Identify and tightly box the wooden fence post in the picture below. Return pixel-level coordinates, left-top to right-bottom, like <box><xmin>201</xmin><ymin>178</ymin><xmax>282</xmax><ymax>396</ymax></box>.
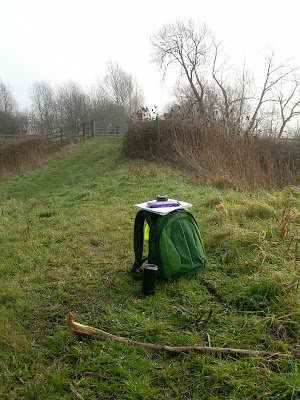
<box><xmin>60</xmin><ymin>129</ymin><xmax>63</xmax><ymax>147</ymax></box>
<box><xmin>156</xmin><ymin>116</ymin><xmax>161</xmax><ymax>156</ymax></box>
<box><xmin>92</xmin><ymin>120</ymin><xmax>96</xmax><ymax>137</ymax></box>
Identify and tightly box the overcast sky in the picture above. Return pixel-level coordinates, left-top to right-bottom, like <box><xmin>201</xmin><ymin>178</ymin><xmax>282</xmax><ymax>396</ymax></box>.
<box><xmin>1</xmin><ymin>0</ymin><xmax>300</xmax><ymax>113</ymax></box>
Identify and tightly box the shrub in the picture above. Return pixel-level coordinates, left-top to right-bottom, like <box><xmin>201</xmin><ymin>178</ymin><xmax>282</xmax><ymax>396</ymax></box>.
<box><xmin>122</xmin><ymin>117</ymin><xmax>300</xmax><ymax>190</ymax></box>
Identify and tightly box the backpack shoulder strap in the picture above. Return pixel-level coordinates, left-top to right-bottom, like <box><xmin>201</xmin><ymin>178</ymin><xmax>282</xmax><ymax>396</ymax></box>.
<box><xmin>132</xmin><ymin>210</ymin><xmax>147</xmax><ymax>274</ymax></box>
<box><xmin>132</xmin><ymin>210</ymin><xmax>159</xmax><ymax>279</ymax></box>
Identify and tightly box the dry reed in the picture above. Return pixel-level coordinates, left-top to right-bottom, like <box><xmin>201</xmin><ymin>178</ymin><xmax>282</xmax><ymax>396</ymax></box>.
<box><xmin>122</xmin><ymin>116</ymin><xmax>300</xmax><ymax>190</ymax></box>
<box><xmin>0</xmin><ymin>136</ymin><xmax>69</xmax><ymax>181</ymax></box>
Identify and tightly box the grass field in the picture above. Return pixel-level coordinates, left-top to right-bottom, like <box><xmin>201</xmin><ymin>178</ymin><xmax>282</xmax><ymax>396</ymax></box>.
<box><xmin>0</xmin><ymin>137</ymin><xmax>299</xmax><ymax>399</ymax></box>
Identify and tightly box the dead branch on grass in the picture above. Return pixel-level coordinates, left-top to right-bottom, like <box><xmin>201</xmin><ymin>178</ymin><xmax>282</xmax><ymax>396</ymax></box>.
<box><xmin>66</xmin><ymin>312</ymin><xmax>298</xmax><ymax>360</ymax></box>
<box><xmin>69</xmin><ymin>382</ymin><xmax>85</xmax><ymax>400</ymax></box>
<box><xmin>83</xmin><ymin>371</ymin><xmax>113</xmax><ymax>380</ymax></box>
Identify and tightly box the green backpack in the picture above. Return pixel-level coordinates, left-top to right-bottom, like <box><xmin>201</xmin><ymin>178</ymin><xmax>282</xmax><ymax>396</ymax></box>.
<box><xmin>132</xmin><ymin>209</ymin><xmax>206</xmax><ymax>281</ymax></box>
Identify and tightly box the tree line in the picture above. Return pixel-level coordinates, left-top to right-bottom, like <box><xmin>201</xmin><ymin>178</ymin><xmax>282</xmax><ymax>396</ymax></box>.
<box><xmin>1</xmin><ymin>19</ymin><xmax>300</xmax><ymax>138</ymax></box>
<box><xmin>151</xmin><ymin>19</ymin><xmax>300</xmax><ymax>138</ymax></box>
<box><xmin>0</xmin><ymin>61</ymin><xmax>144</xmax><ymax>135</ymax></box>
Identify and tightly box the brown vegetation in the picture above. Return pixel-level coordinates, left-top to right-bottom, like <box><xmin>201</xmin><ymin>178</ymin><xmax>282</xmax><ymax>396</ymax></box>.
<box><xmin>0</xmin><ymin>136</ymin><xmax>47</xmax><ymax>181</ymax></box>
<box><xmin>0</xmin><ymin>135</ymin><xmax>83</xmax><ymax>182</ymax></box>
<box><xmin>122</xmin><ymin>117</ymin><xmax>300</xmax><ymax>190</ymax></box>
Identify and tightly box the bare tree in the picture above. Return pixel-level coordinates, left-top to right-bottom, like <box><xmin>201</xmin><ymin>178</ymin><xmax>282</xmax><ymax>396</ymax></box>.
<box><xmin>30</xmin><ymin>81</ymin><xmax>56</xmax><ymax>135</ymax></box>
<box><xmin>212</xmin><ymin>47</ymin><xmax>300</xmax><ymax>135</ymax></box>
<box><xmin>0</xmin><ymin>80</ymin><xmax>18</xmax><ymax>133</ymax></box>
<box><xmin>246</xmin><ymin>50</ymin><xmax>299</xmax><ymax>134</ymax></box>
<box><xmin>211</xmin><ymin>42</ymin><xmax>232</xmax><ymax>124</ymax></box>
<box><xmin>275</xmin><ymin>77</ymin><xmax>300</xmax><ymax>137</ymax></box>
<box><xmin>55</xmin><ymin>81</ymin><xmax>90</xmax><ymax>129</ymax></box>
<box><xmin>29</xmin><ymin>80</ymin><xmax>92</xmax><ymax>134</ymax></box>
<box><xmin>211</xmin><ymin>43</ymin><xmax>253</xmax><ymax>130</ymax></box>
<box><xmin>152</xmin><ymin>20</ymin><xmax>252</xmax><ymax>130</ymax></box>
<box><xmin>130</xmin><ymin>77</ymin><xmax>145</xmax><ymax>117</ymax></box>
<box><xmin>173</xmin><ymin>82</ymin><xmax>200</xmax><ymax>114</ymax></box>
<box><xmin>13</xmin><ymin>111</ymin><xmax>30</xmax><ymax>134</ymax></box>
<box><xmin>101</xmin><ymin>61</ymin><xmax>144</xmax><ymax>117</ymax></box>
<box><xmin>0</xmin><ymin>81</ymin><xmax>16</xmax><ymax>114</ymax></box>
<box><xmin>152</xmin><ymin>20</ymin><xmax>300</xmax><ymax>137</ymax></box>
<box><xmin>151</xmin><ymin>19</ymin><xmax>213</xmax><ymax>117</ymax></box>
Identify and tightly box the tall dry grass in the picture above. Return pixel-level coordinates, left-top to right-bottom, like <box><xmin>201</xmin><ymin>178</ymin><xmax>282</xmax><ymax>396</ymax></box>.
<box><xmin>0</xmin><ymin>134</ymin><xmax>83</xmax><ymax>182</ymax></box>
<box><xmin>122</xmin><ymin>117</ymin><xmax>300</xmax><ymax>190</ymax></box>
<box><xmin>0</xmin><ymin>136</ymin><xmax>50</xmax><ymax>181</ymax></box>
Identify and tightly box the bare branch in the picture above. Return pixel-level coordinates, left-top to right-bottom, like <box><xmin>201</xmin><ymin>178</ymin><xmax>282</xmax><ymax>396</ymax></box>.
<box><xmin>66</xmin><ymin>313</ymin><xmax>298</xmax><ymax>360</ymax></box>
<box><xmin>151</xmin><ymin>19</ymin><xmax>213</xmax><ymax>117</ymax></box>
<box><xmin>247</xmin><ymin>51</ymin><xmax>299</xmax><ymax>133</ymax></box>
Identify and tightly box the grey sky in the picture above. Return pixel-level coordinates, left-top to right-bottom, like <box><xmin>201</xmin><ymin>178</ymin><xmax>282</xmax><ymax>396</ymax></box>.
<box><xmin>1</xmin><ymin>0</ymin><xmax>300</xmax><ymax>113</ymax></box>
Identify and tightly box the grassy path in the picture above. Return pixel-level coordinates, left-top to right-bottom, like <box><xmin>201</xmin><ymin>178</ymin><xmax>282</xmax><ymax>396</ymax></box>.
<box><xmin>0</xmin><ymin>138</ymin><xmax>299</xmax><ymax>399</ymax></box>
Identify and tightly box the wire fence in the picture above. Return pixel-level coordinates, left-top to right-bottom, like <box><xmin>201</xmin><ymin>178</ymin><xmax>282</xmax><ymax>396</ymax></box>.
<box><xmin>93</xmin><ymin>119</ymin><xmax>128</xmax><ymax>136</ymax></box>
<box><xmin>0</xmin><ymin>119</ymin><xmax>128</xmax><ymax>141</ymax></box>
<box><xmin>0</xmin><ymin>119</ymin><xmax>128</xmax><ymax>154</ymax></box>
<box><xmin>46</xmin><ymin>121</ymin><xmax>95</xmax><ymax>151</ymax></box>
<box><xmin>0</xmin><ymin>120</ymin><xmax>128</xmax><ymax>180</ymax></box>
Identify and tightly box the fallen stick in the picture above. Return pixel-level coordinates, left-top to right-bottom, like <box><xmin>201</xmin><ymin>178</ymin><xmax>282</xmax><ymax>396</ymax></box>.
<box><xmin>66</xmin><ymin>313</ymin><xmax>298</xmax><ymax>360</ymax></box>
<box><xmin>69</xmin><ymin>382</ymin><xmax>84</xmax><ymax>400</ymax></box>
<box><xmin>83</xmin><ymin>372</ymin><xmax>113</xmax><ymax>380</ymax></box>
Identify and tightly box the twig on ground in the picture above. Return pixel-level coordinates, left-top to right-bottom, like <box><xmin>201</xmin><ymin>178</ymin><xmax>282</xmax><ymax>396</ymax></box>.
<box><xmin>286</xmin><ymin>275</ymin><xmax>300</xmax><ymax>293</ymax></box>
<box><xmin>172</xmin><ymin>305</ymin><xmax>195</xmax><ymax>315</ymax></box>
<box><xmin>191</xmin><ymin>306</ymin><xmax>212</xmax><ymax>326</ymax></box>
<box><xmin>66</xmin><ymin>312</ymin><xmax>298</xmax><ymax>359</ymax></box>
<box><xmin>83</xmin><ymin>371</ymin><xmax>113</xmax><ymax>380</ymax></box>
<box><xmin>69</xmin><ymin>382</ymin><xmax>85</xmax><ymax>400</ymax></box>
<box><xmin>190</xmin><ymin>313</ymin><xmax>204</xmax><ymax>325</ymax></box>
<box><xmin>206</xmin><ymin>333</ymin><xmax>212</xmax><ymax>348</ymax></box>
<box><xmin>204</xmin><ymin>306</ymin><xmax>213</xmax><ymax>325</ymax></box>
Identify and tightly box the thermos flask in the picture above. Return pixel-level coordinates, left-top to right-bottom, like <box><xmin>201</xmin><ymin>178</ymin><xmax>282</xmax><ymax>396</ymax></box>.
<box><xmin>142</xmin><ymin>264</ymin><xmax>158</xmax><ymax>295</ymax></box>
